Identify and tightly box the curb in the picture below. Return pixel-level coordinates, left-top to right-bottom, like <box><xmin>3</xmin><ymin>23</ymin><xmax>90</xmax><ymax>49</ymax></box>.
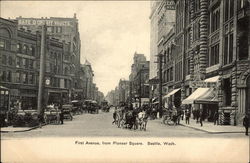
<box><xmin>180</xmin><ymin>124</ymin><xmax>245</xmax><ymax>134</ymax></box>
<box><xmin>0</xmin><ymin>124</ymin><xmax>46</xmax><ymax>133</ymax></box>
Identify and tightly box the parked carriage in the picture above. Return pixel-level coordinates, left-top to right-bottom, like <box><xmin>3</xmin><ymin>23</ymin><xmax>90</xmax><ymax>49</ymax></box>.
<box><xmin>44</xmin><ymin>105</ymin><xmax>60</xmax><ymax>124</ymax></box>
<box><xmin>61</xmin><ymin>104</ymin><xmax>73</xmax><ymax>120</ymax></box>
<box><xmin>71</xmin><ymin>100</ymin><xmax>83</xmax><ymax>115</ymax></box>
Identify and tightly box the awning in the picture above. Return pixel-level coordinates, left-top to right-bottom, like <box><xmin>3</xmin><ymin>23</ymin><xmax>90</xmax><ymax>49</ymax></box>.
<box><xmin>195</xmin><ymin>88</ymin><xmax>218</xmax><ymax>104</ymax></box>
<box><xmin>164</xmin><ymin>88</ymin><xmax>180</xmax><ymax>98</ymax></box>
<box><xmin>182</xmin><ymin>88</ymin><xmax>210</xmax><ymax>104</ymax></box>
<box><xmin>204</xmin><ymin>76</ymin><xmax>220</xmax><ymax>82</ymax></box>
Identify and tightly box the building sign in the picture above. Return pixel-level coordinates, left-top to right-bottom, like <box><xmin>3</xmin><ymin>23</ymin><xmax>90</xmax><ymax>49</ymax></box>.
<box><xmin>18</xmin><ymin>19</ymin><xmax>72</xmax><ymax>27</ymax></box>
<box><xmin>165</xmin><ymin>0</ymin><xmax>175</xmax><ymax>10</ymax></box>
<box><xmin>190</xmin><ymin>81</ymin><xmax>217</xmax><ymax>88</ymax></box>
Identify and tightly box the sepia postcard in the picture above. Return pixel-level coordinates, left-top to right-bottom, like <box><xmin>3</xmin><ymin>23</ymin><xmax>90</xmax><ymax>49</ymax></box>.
<box><xmin>0</xmin><ymin>0</ymin><xmax>249</xmax><ymax>163</ymax></box>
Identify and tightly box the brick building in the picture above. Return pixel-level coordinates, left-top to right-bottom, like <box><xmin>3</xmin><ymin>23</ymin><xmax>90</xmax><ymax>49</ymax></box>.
<box><xmin>0</xmin><ymin>17</ymin><xmax>73</xmax><ymax>109</ymax></box>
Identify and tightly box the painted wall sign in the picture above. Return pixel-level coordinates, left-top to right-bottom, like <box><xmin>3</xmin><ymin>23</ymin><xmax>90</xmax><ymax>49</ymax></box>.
<box><xmin>18</xmin><ymin>19</ymin><xmax>72</xmax><ymax>27</ymax></box>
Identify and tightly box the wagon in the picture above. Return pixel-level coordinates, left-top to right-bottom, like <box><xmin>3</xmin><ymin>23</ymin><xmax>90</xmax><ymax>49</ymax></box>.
<box><xmin>61</xmin><ymin>104</ymin><xmax>73</xmax><ymax>120</ymax></box>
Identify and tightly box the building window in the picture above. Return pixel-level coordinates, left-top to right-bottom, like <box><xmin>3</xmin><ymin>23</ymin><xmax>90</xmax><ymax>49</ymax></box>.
<box><xmin>29</xmin><ymin>60</ymin><xmax>34</xmax><ymax>69</ymax></box>
<box><xmin>224</xmin><ymin>33</ymin><xmax>233</xmax><ymax>65</ymax></box>
<box><xmin>210</xmin><ymin>43</ymin><xmax>219</xmax><ymax>66</ymax></box>
<box><xmin>225</xmin><ymin>0</ymin><xmax>234</xmax><ymax>21</ymax></box>
<box><xmin>28</xmin><ymin>74</ymin><xmax>34</xmax><ymax>84</ymax></box>
<box><xmin>7</xmin><ymin>71</ymin><xmax>11</xmax><ymax>82</ymax></box>
<box><xmin>2</xmin><ymin>55</ymin><xmax>7</xmax><ymax>65</ymax></box>
<box><xmin>16</xmin><ymin>72</ymin><xmax>21</xmax><ymax>83</ymax></box>
<box><xmin>16</xmin><ymin>57</ymin><xmax>21</xmax><ymax>68</ymax></box>
<box><xmin>194</xmin><ymin>0</ymin><xmax>200</xmax><ymax>13</ymax></box>
<box><xmin>8</xmin><ymin>56</ymin><xmax>13</xmax><ymax>66</ymax></box>
<box><xmin>22</xmin><ymin>58</ymin><xmax>28</xmax><ymax>68</ymax></box>
<box><xmin>21</xmin><ymin>72</ymin><xmax>28</xmax><ymax>84</ymax></box>
<box><xmin>211</xmin><ymin>8</ymin><xmax>220</xmax><ymax>33</ymax></box>
<box><xmin>1</xmin><ymin>71</ymin><xmax>6</xmax><ymax>81</ymax></box>
<box><xmin>31</xmin><ymin>46</ymin><xmax>35</xmax><ymax>56</ymax></box>
<box><xmin>223</xmin><ymin>78</ymin><xmax>232</xmax><ymax>106</ymax></box>
<box><xmin>17</xmin><ymin>43</ymin><xmax>22</xmax><ymax>53</ymax></box>
<box><xmin>47</xmin><ymin>27</ymin><xmax>53</xmax><ymax>33</ymax></box>
<box><xmin>23</xmin><ymin>45</ymin><xmax>29</xmax><ymax>54</ymax></box>
<box><xmin>0</xmin><ymin>39</ymin><xmax>5</xmax><ymax>48</ymax></box>
<box><xmin>56</xmin><ymin>27</ymin><xmax>62</xmax><ymax>33</ymax></box>
<box><xmin>186</xmin><ymin>57</ymin><xmax>190</xmax><ymax>75</ymax></box>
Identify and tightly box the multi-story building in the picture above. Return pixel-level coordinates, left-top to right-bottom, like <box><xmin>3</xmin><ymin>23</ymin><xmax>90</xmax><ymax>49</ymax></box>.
<box><xmin>129</xmin><ymin>52</ymin><xmax>150</xmax><ymax>106</ymax></box>
<box><xmin>79</xmin><ymin>60</ymin><xmax>94</xmax><ymax>100</ymax></box>
<box><xmin>0</xmin><ymin>17</ymin><xmax>73</xmax><ymax>109</ymax></box>
<box><xmin>14</xmin><ymin>14</ymin><xmax>82</xmax><ymax>99</ymax></box>
<box><xmin>160</xmin><ymin>0</ymin><xmax>250</xmax><ymax>125</ymax></box>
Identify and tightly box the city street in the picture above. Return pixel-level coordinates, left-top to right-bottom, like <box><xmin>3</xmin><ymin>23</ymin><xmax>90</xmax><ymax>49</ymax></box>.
<box><xmin>1</xmin><ymin>108</ymin><xmax>246</xmax><ymax>139</ymax></box>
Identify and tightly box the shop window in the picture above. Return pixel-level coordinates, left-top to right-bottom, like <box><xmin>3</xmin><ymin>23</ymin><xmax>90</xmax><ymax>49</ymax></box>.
<box><xmin>223</xmin><ymin>78</ymin><xmax>232</xmax><ymax>106</ymax></box>
<box><xmin>47</xmin><ymin>27</ymin><xmax>53</xmax><ymax>33</ymax></box>
<box><xmin>2</xmin><ymin>55</ymin><xmax>7</xmax><ymax>65</ymax></box>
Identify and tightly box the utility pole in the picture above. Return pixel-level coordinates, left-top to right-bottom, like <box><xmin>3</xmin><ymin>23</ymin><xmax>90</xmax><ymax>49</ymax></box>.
<box><xmin>156</xmin><ymin>53</ymin><xmax>163</xmax><ymax>118</ymax></box>
<box><xmin>139</xmin><ymin>69</ymin><xmax>142</xmax><ymax>108</ymax></box>
<box><xmin>37</xmin><ymin>25</ymin><xmax>46</xmax><ymax>115</ymax></box>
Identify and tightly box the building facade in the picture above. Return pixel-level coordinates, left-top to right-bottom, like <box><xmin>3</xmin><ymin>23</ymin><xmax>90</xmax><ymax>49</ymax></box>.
<box><xmin>14</xmin><ymin>14</ymin><xmax>82</xmax><ymax>100</ymax></box>
<box><xmin>0</xmin><ymin>18</ymin><xmax>73</xmax><ymax>109</ymax></box>
<box><xmin>156</xmin><ymin>0</ymin><xmax>250</xmax><ymax>125</ymax></box>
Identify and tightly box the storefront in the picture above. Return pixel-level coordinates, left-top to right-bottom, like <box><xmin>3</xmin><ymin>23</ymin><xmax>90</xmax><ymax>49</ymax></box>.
<box><xmin>182</xmin><ymin>76</ymin><xmax>219</xmax><ymax>122</ymax></box>
<box><xmin>163</xmin><ymin>88</ymin><xmax>181</xmax><ymax>108</ymax></box>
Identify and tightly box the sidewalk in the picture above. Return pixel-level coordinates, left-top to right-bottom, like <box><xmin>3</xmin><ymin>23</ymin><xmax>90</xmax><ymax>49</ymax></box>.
<box><xmin>180</xmin><ymin>118</ymin><xmax>245</xmax><ymax>134</ymax></box>
<box><xmin>0</xmin><ymin>125</ymin><xmax>43</xmax><ymax>133</ymax></box>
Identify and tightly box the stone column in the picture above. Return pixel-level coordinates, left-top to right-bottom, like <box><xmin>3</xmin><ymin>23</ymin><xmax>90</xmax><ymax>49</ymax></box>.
<box><xmin>199</xmin><ymin>0</ymin><xmax>209</xmax><ymax>80</ymax></box>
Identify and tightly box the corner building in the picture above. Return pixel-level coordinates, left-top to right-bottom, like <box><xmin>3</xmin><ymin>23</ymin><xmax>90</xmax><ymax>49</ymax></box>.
<box><xmin>15</xmin><ymin>14</ymin><xmax>82</xmax><ymax>100</ymax></box>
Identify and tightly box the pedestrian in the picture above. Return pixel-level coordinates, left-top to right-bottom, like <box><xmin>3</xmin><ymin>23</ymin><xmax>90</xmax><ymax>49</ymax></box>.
<box><xmin>38</xmin><ymin>113</ymin><xmax>43</xmax><ymax>128</ymax></box>
<box><xmin>214</xmin><ymin>111</ymin><xmax>219</xmax><ymax>125</ymax></box>
<box><xmin>200</xmin><ymin>110</ymin><xmax>203</xmax><ymax>127</ymax></box>
<box><xmin>185</xmin><ymin>110</ymin><xmax>190</xmax><ymax>125</ymax></box>
<box><xmin>196</xmin><ymin>109</ymin><xmax>200</xmax><ymax>124</ymax></box>
<box><xmin>60</xmin><ymin>111</ymin><xmax>64</xmax><ymax>124</ymax></box>
<box><xmin>112</xmin><ymin>108</ymin><xmax>117</xmax><ymax>124</ymax></box>
<box><xmin>243</xmin><ymin>115</ymin><xmax>249</xmax><ymax>136</ymax></box>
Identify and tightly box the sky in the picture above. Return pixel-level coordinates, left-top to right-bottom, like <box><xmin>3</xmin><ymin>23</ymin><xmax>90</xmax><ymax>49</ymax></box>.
<box><xmin>1</xmin><ymin>1</ymin><xmax>150</xmax><ymax>96</ymax></box>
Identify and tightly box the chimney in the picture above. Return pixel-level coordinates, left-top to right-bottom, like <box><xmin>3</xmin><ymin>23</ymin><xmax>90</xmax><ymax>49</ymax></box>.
<box><xmin>74</xmin><ymin>13</ymin><xmax>76</xmax><ymax>18</ymax></box>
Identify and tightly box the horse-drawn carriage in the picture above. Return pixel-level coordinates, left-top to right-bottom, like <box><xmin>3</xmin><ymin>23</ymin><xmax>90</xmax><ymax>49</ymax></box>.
<box><xmin>44</xmin><ymin>105</ymin><xmax>60</xmax><ymax>124</ymax></box>
<box><xmin>61</xmin><ymin>104</ymin><xmax>73</xmax><ymax>120</ymax></box>
<box><xmin>101</xmin><ymin>101</ymin><xmax>110</xmax><ymax>112</ymax></box>
<box><xmin>71</xmin><ymin>100</ymin><xmax>83</xmax><ymax>115</ymax></box>
<box><xmin>84</xmin><ymin>100</ymin><xmax>99</xmax><ymax>114</ymax></box>
<box><xmin>113</xmin><ymin>108</ymin><xmax>148</xmax><ymax>131</ymax></box>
